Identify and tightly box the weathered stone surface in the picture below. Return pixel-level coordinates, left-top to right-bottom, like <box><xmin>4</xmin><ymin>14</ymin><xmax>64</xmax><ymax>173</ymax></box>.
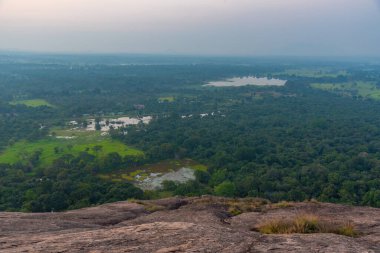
<box><xmin>0</xmin><ymin>197</ymin><xmax>379</xmax><ymax>252</ymax></box>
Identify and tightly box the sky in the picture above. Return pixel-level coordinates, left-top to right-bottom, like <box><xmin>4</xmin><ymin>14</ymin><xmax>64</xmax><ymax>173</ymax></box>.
<box><xmin>0</xmin><ymin>0</ymin><xmax>380</xmax><ymax>57</ymax></box>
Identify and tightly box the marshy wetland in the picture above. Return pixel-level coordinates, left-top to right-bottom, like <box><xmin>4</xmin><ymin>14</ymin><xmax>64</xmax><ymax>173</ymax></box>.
<box><xmin>98</xmin><ymin>159</ymin><xmax>207</xmax><ymax>190</ymax></box>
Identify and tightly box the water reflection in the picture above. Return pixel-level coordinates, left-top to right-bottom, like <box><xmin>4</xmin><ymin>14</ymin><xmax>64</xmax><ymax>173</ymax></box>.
<box><xmin>204</xmin><ymin>76</ymin><xmax>287</xmax><ymax>87</ymax></box>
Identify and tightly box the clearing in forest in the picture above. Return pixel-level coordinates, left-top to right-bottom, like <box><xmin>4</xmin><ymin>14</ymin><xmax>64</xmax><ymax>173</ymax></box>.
<box><xmin>0</xmin><ymin>130</ymin><xmax>143</xmax><ymax>167</ymax></box>
<box><xmin>98</xmin><ymin>159</ymin><xmax>207</xmax><ymax>190</ymax></box>
<box><xmin>9</xmin><ymin>99</ymin><xmax>55</xmax><ymax>108</ymax></box>
<box><xmin>311</xmin><ymin>82</ymin><xmax>380</xmax><ymax>100</ymax></box>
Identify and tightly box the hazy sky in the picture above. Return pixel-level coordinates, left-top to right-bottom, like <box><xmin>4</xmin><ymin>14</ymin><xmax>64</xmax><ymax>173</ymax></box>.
<box><xmin>1</xmin><ymin>0</ymin><xmax>380</xmax><ymax>56</ymax></box>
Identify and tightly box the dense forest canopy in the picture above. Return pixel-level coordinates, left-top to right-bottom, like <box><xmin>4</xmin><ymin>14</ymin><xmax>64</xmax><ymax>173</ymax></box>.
<box><xmin>0</xmin><ymin>54</ymin><xmax>379</xmax><ymax>211</ymax></box>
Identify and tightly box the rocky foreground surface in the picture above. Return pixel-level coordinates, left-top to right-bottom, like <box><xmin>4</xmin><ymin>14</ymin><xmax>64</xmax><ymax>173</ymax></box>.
<box><xmin>0</xmin><ymin>196</ymin><xmax>379</xmax><ymax>253</ymax></box>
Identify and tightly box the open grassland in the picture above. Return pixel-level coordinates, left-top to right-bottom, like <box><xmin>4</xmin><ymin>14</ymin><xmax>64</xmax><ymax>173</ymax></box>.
<box><xmin>311</xmin><ymin>82</ymin><xmax>380</xmax><ymax>100</ymax></box>
<box><xmin>0</xmin><ymin>130</ymin><xmax>143</xmax><ymax>166</ymax></box>
<box><xmin>158</xmin><ymin>96</ymin><xmax>175</xmax><ymax>102</ymax></box>
<box><xmin>9</xmin><ymin>99</ymin><xmax>55</xmax><ymax>108</ymax></box>
<box><xmin>276</xmin><ymin>68</ymin><xmax>348</xmax><ymax>78</ymax></box>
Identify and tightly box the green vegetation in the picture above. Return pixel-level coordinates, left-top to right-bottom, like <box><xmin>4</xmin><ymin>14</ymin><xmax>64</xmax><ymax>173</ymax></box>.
<box><xmin>254</xmin><ymin>214</ymin><xmax>358</xmax><ymax>237</ymax></box>
<box><xmin>10</xmin><ymin>99</ymin><xmax>54</xmax><ymax>108</ymax></box>
<box><xmin>214</xmin><ymin>181</ymin><xmax>236</xmax><ymax>197</ymax></box>
<box><xmin>0</xmin><ymin>131</ymin><xmax>143</xmax><ymax>167</ymax></box>
<box><xmin>122</xmin><ymin>82</ymin><xmax>380</xmax><ymax>207</ymax></box>
<box><xmin>158</xmin><ymin>96</ymin><xmax>175</xmax><ymax>102</ymax></box>
<box><xmin>311</xmin><ymin>82</ymin><xmax>380</xmax><ymax>100</ymax></box>
<box><xmin>192</xmin><ymin>164</ymin><xmax>207</xmax><ymax>171</ymax></box>
<box><xmin>277</xmin><ymin>68</ymin><xmax>348</xmax><ymax>78</ymax></box>
<box><xmin>1</xmin><ymin>54</ymin><xmax>380</xmax><ymax>212</ymax></box>
<box><xmin>0</xmin><ymin>151</ymin><xmax>144</xmax><ymax>212</ymax></box>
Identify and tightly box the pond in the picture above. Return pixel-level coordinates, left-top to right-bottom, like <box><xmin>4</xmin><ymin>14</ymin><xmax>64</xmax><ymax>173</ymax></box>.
<box><xmin>204</xmin><ymin>76</ymin><xmax>287</xmax><ymax>87</ymax></box>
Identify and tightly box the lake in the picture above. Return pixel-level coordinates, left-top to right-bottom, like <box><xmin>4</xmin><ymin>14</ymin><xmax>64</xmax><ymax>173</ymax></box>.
<box><xmin>204</xmin><ymin>76</ymin><xmax>287</xmax><ymax>87</ymax></box>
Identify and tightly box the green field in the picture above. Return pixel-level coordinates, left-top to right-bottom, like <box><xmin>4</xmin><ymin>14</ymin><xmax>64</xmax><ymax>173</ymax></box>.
<box><xmin>158</xmin><ymin>96</ymin><xmax>175</xmax><ymax>103</ymax></box>
<box><xmin>10</xmin><ymin>99</ymin><xmax>55</xmax><ymax>108</ymax></box>
<box><xmin>311</xmin><ymin>82</ymin><xmax>380</xmax><ymax>100</ymax></box>
<box><xmin>276</xmin><ymin>68</ymin><xmax>348</xmax><ymax>78</ymax></box>
<box><xmin>0</xmin><ymin>130</ymin><xmax>143</xmax><ymax>166</ymax></box>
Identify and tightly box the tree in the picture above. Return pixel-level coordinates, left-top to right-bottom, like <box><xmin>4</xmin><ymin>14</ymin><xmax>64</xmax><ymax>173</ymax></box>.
<box><xmin>102</xmin><ymin>152</ymin><xmax>122</xmax><ymax>171</ymax></box>
<box><xmin>95</xmin><ymin>122</ymin><xmax>101</xmax><ymax>131</ymax></box>
<box><xmin>195</xmin><ymin>170</ymin><xmax>210</xmax><ymax>184</ymax></box>
<box><xmin>214</xmin><ymin>181</ymin><xmax>236</xmax><ymax>197</ymax></box>
<box><xmin>95</xmin><ymin>118</ymin><xmax>102</xmax><ymax>131</ymax></box>
<box><xmin>92</xmin><ymin>145</ymin><xmax>103</xmax><ymax>156</ymax></box>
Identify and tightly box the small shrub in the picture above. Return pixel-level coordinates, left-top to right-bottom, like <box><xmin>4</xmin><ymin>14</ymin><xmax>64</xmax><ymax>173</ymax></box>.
<box><xmin>335</xmin><ymin>222</ymin><xmax>358</xmax><ymax>237</ymax></box>
<box><xmin>226</xmin><ymin>198</ymin><xmax>270</xmax><ymax>215</ymax></box>
<box><xmin>257</xmin><ymin>220</ymin><xmax>293</xmax><ymax>234</ymax></box>
<box><xmin>293</xmin><ymin>214</ymin><xmax>320</xmax><ymax>233</ymax></box>
<box><xmin>228</xmin><ymin>206</ymin><xmax>243</xmax><ymax>216</ymax></box>
<box><xmin>192</xmin><ymin>196</ymin><xmax>269</xmax><ymax>216</ymax></box>
<box><xmin>144</xmin><ymin>204</ymin><xmax>165</xmax><ymax>212</ymax></box>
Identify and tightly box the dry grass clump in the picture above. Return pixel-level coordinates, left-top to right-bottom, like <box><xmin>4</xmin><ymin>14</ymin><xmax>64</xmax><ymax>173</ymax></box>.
<box><xmin>226</xmin><ymin>198</ymin><xmax>270</xmax><ymax>216</ymax></box>
<box><xmin>192</xmin><ymin>195</ymin><xmax>270</xmax><ymax>216</ymax></box>
<box><xmin>128</xmin><ymin>199</ymin><xmax>166</xmax><ymax>212</ymax></box>
<box><xmin>191</xmin><ymin>196</ymin><xmax>270</xmax><ymax>215</ymax></box>
<box><xmin>303</xmin><ymin>198</ymin><xmax>321</xmax><ymax>205</ymax></box>
<box><xmin>268</xmin><ymin>201</ymin><xmax>295</xmax><ymax>210</ymax></box>
<box><xmin>253</xmin><ymin>214</ymin><xmax>358</xmax><ymax>237</ymax></box>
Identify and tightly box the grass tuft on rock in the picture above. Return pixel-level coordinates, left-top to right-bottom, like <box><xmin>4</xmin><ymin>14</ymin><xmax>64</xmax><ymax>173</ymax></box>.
<box><xmin>253</xmin><ymin>214</ymin><xmax>358</xmax><ymax>237</ymax></box>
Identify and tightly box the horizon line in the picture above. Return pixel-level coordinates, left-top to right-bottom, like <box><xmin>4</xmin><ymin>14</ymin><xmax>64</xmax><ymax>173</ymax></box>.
<box><xmin>1</xmin><ymin>49</ymin><xmax>380</xmax><ymax>60</ymax></box>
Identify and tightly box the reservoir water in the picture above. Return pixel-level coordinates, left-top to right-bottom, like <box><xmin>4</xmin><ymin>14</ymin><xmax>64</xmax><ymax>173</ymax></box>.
<box><xmin>204</xmin><ymin>76</ymin><xmax>287</xmax><ymax>87</ymax></box>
